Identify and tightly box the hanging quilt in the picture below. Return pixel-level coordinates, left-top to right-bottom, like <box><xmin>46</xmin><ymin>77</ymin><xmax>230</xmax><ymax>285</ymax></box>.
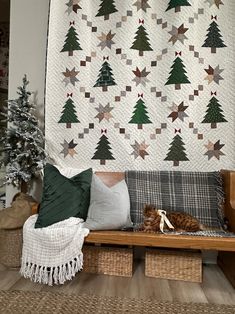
<box><xmin>45</xmin><ymin>0</ymin><xmax>235</xmax><ymax>171</ymax></box>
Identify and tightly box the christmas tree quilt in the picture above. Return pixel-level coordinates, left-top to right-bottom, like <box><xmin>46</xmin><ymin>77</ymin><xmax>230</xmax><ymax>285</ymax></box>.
<box><xmin>45</xmin><ymin>0</ymin><xmax>235</xmax><ymax>171</ymax></box>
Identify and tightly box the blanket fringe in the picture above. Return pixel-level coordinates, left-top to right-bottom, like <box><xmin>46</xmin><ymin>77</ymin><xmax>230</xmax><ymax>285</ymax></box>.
<box><xmin>213</xmin><ymin>171</ymin><xmax>225</xmax><ymax>228</ymax></box>
<box><xmin>20</xmin><ymin>253</ymin><xmax>84</xmax><ymax>286</ymax></box>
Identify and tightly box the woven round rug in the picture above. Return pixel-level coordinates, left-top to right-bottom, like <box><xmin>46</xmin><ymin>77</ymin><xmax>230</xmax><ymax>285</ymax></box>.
<box><xmin>0</xmin><ymin>290</ymin><xmax>234</xmax><ymax>314</ymax></box>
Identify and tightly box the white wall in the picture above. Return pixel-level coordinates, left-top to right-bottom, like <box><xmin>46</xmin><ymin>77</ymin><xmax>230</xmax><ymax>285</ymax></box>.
<box><xmin>6</xmin><ymin>0</ymin><xmax>50</xmax><ymax>205</ymax></box>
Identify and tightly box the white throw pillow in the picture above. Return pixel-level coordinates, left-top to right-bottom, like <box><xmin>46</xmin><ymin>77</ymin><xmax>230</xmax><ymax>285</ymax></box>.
<box><xmin>84</xmin><ymin>174</ymin><xmax>132</xmax><ymax>230</ymax></box>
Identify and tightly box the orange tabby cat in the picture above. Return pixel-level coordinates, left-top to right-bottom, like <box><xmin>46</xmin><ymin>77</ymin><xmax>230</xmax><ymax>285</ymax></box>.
<box><xmin>141</xmin><ymin>204</ymin><xmax>202</xmax><ymax>233</ymax></box>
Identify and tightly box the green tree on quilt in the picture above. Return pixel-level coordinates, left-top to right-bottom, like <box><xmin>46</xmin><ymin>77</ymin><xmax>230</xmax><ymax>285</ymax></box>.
<box><xmin>201</xmin><ymin>96</ymin><xmax>227</xmax><ymax>129</ymax></box>
<box><xmin>164</xmin><ymin>134</ymin><xmax>189</xmax><ymax>166</ymax></box>
<box><xmin>94</xmin><ymin>60</ymin><xmax>116</xmax><ymax>92</ymax></box>
<box><xmin>61</xmin><ymin>25</ymin><xmax>82</xmax><ymax>56</ymax></box>
<box><xmin>166</xmin><ymin>0</ymin><xmax>191</xmax><ymax>12</ymax></box>
<box><xmin>92</xmin><ymin>133</ymin><xmax>115</xmax><ymax>165</ymax></box>
<box><xmin>202</xmin><ymin>21</ymin><xmax>226</xmax><ymax>53</ymax></box>
<box><xmin>58</xmin><ymin>97</ymin><xmax>80</xmax><ymax>128</ymax></box>
<box><xmin>131</xmin><ymin>24</ymin><xmax>152</xmax><ymax>56</ymax></box>
<box><xmin>96</xmin><ymin>0</ymin><xmax>118</xmax><ymax>20</ymax></box>
<box><xmin>129</xmin><ymin>97</ymin><xmax>152</xmax><ymax>129</ymax></box>
<box><xmin>165</xmin><ymin>56</ymin><xmax>190</xmax><ymax>90</ymax></box>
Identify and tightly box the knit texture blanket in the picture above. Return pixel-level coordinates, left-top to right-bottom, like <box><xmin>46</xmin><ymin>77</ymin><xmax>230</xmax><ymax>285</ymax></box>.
<box><xmin>20</xmin><ymin>215</ymin><xmax>89</xmax><ymax>286</ymax></box>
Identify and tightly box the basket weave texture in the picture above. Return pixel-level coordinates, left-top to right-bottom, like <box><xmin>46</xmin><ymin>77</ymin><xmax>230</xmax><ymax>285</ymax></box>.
<box><xmin>83</xmin><ymin>245</ymin><xmax>133</xmax><ymax>277</ymax></box>
<box><xmin>1</xmin><ymin>290</ymin><xmax>235</xmax><ymax>314</ymax></box>
<box><xmin>145</xmin><ymin>248</ymin><xmax>202</xmax><ymax>282</ymax></box>
<box><xmin>0</xmin><ymin>228</ymin><xmax>23</xmax><ymax>268</ymax></box>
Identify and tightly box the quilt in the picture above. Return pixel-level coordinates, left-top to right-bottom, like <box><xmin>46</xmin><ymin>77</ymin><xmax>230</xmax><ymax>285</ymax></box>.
<box><xmin>45</xmin><ymin>0</ymin><xmax>235</xmax><ymax>171</ymax></box>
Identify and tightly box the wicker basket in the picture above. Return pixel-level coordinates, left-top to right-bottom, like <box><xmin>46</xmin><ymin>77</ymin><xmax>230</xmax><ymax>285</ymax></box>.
<box><xmin>83</xmin><ymin>245</ymin><xmax>133</xmax><ymax>277</ymax></box>
<box><xmin>0</xmin><ymin>228</ymin><xmax>23</xmax><ymax>268</ymax></box>
<box><xmin>145</xmin><ymin>248</ymin><xmax>202</xmax><ymax>282</ymax></box>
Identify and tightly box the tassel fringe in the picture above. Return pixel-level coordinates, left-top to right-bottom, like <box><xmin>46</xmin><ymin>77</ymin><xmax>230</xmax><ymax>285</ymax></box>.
<box><xmin>20</xmin><ymin>253</ymin><xmax>83</xmax><ymax>286</ymax></box>
<box><xmin>213</xmin><ymin>171</ymin><xmax>225</xmax><ymax>228</ymax></box>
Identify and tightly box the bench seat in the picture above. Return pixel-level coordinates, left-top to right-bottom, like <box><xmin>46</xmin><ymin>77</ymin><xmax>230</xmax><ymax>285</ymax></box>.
<box><xmin>85</xmin><ymin>170</ymin><xmax>235</xmax><ymax>287</ymax></box>
<box><xmin>85</xmin><ymin>231</ymin><xmax>235</xmax><ymax>252</ymax></box>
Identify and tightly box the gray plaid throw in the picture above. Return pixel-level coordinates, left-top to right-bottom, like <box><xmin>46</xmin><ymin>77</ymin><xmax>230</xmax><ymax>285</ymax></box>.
<box><xmin>125</xmin><ymin>171</ymin><xmax>224</xmax><ymax>229</ymax></box>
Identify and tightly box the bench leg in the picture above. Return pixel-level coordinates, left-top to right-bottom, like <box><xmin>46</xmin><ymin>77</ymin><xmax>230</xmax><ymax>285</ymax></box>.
<box><xmin>218</xmin><ymin>252</ymin><xmax>235</xmax><ymax>288</ymax></box>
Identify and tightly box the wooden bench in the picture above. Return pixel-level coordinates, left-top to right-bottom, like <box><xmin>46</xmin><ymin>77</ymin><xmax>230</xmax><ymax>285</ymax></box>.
<box><xmin>85</xmin><ymin>170</ymin><xmax>235</xmax><ymax>287</ymax></box>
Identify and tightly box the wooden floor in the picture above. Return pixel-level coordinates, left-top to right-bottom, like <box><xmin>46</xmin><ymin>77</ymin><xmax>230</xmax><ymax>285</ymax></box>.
<box><xmin>0</xmin><ymin>261</ymin><xmax>235</xmax><ymax>305</ymax></box>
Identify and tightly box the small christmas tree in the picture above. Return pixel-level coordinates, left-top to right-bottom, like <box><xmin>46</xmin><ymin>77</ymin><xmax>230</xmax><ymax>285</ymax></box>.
<box><xmin>58</xmin><ymin>97</ymin><xmax>80</xmax><ymax>128</ymax></box>
<box><xmin>92</xmin><ymin>133</ymin><xmax>115</xmax><ymax>165</ymax></box>
<box><xmin>131</xmin><ymin>24</ymin><xmax>153</xmax><ymax>56</ymax></box>
<box><xmin>61</xmin><ymin>25</ymin><xmax>82</xmax><ymax>56</ymax></box>
<box><xmin>165</xmin><ymin>56</ymin><xmax>190</xmax><ymax>90</ymax></box>
<box><xmin>166</xmin><ymin>0</ymin><xmax>191</xmax><ymax>12</ymax></box>
<box><xmin>96</xmin><ymin>0</ymin><xmax>118</xmax><ymax>20</ymax></box>
<box><xmin>94</xmin><ymin>60</ymin><xmax>116</xmax><ymax>91</ymax></box>
<box><xmin>202</xmin><ymin>21</ymin><xmax>226</xmax><ymax>53</ymax></box>
<box><xmin>0</xmin><ymin>76</ymin><xmax>45</xmax><ymax>192</ymax></box>
<box><xmin>164</xmin><ymin>134</ymin><xmax>189</xmax><ymax>166</ymax></box>
<box><xmin>0</xmin><ymin>96</ymin><xmax>7</xmax><ymax>140</ymax></box>
<box><xmin>201</xmin><ymin>96</ymin><xmax>227</xmax><ymax>128</ymax></box>
<box><xmin>129</xmin><ymin>97</ymin><xmax>152</xmax><ymax>129</ymax></box>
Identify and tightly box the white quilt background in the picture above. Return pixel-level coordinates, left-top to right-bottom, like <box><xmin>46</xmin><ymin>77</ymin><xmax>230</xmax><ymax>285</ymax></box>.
<box><xmin>45</xmin><ymin>0</ymin><xmax>235</xmax><ymax>171</ymax></box>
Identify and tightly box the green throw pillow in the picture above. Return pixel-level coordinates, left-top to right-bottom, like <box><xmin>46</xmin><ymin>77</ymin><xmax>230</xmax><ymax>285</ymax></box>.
<box><xmin>35</xmin><ymin>164</ymin><xmax>92</xmax><ymax>228</ymax></box>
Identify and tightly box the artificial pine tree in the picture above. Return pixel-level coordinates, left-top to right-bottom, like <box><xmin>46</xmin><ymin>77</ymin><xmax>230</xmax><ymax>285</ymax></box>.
<box><xmin>0</xmin><ymin>76</ymin><xmax>45</xmax><ymax>192</ymax></box>
<box><xmin>0</xmin><ymin>96</ymin><xmax>7</xmax><ymax>140</ymax></box>
<box><xmin>201</xmin><ymin>96</ymin><xmax>227</xmax><ymax>128</ymax></box>
<box><xmin>94</xmin><ymin>61</ymin><xmax>116</xmax><ymax>91</ymax></box>
<box><xmin>129</xmin><ymin>98</ymin><xmax>152</xmax><ymax>129</ymax></box>
<box><xmin>61</xmin><ymin>25</ymin><xmax>82</xmax><ymax>56</ymax></box>
<box><xmin>131</xmin><ymin>24</ymin><xmax>153</xmax><ymax>56</ymax></box>
<box><xmin>202</xmin><ymin>21</ymin><xmax>226</xmax><ymax>53</ymax></box>
<box><xmin>164</xmin><ymin>134</ymin><xmax>189</xmax><ymax>166</ymax></box>
<box><xmin>58</xmin><ymin>97</ymin><xmax>80</xmax><ymax>128</ymax></box>
<box><xmin>165</xmin><ymin>56</ymin><xmax>190</xmax><ymax>90</ymax></box>
<box><xmin>92</xmin><ymin>133</ymin><xmax>115</xmax><ymax>165</ymax></box>
<box><xmin>96</xmin><ymin>0</ymin><xmax>118</xmax><ymax>20</ymax></box>
<box><xmin>166</xmin><ymin>0</ymin><xmax>191</xmax><ymax>12</ymax></box>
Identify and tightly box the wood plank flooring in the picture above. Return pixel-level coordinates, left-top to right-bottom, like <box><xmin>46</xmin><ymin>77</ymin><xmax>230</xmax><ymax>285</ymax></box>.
<box><xmin>1</xmin><ymin>261</ymin><xmax>235</xmax><ymax>305</ymax></box>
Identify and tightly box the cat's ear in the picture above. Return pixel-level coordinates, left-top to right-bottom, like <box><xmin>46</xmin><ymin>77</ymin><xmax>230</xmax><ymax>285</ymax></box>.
<box><xmin>143</xmin><ymin>205</ymin><xmax>148</xmax><ymax>215</ymax></box>
<box><xmin>144</xmin><ymin>204</ymin><xmax>154</xmax><ymax>215</ymax></box>
<box><xmin>144</xmin><ymin>204</ymin><xmax>150</xmax><ymax>215</ymax></box>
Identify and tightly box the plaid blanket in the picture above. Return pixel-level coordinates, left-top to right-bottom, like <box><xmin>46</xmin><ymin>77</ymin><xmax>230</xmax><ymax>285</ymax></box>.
<box><xmin>132</xmin><ymin>228</ymin><xmax>235</xmax><ymax>238</ymax></box>
<box><xmin>125</xmin><ymin>171</ymin><xmax>224</xmax><ymax>229</ymax></box>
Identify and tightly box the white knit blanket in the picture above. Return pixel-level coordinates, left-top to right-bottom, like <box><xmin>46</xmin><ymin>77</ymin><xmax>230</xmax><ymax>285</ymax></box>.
<box><xmin>20</xmin><ymin>214</ymin><xmax>89</xmax><ymax>286</ymax></box>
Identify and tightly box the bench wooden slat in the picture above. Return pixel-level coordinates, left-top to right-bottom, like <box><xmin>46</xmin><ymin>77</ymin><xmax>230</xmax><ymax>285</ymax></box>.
<box><xmin>85</xmin><ymin>231</ymin><xmax>235</xmax><ymax>252</ymax></box>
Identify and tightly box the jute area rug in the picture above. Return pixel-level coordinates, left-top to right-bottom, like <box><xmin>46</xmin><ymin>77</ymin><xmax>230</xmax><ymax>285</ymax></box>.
<box><xmin>0</xmin><ymin>290</ymin><xmax>234</xmax><ymax>314</ymax></box>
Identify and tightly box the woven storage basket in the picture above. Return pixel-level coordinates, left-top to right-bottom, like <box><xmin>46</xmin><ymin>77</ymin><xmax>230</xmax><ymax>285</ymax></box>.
<box><xmin>145</xmin><ymin>248</ymin><xmax>202</xmax><ymax>282</ymax></box>
<box><xmin>0</xmin><ymin>228</ymin><xmax>23</xmax><ymax>268</ymax></box>
<box><xmin>83</xmin><ymin>245</ymin><xmax>133</xmax><ymax>277</ymax></box>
